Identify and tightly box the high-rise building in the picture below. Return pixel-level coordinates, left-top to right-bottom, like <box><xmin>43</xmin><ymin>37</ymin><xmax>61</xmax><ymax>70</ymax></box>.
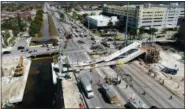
<box><xmin>103</xmin><ymin>3</ymin><xmax>184</xmax><ymax>30</ymax></box>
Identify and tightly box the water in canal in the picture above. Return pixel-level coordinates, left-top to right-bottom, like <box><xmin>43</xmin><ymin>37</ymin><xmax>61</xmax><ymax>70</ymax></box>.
<box><xmin>13</xmin><ymin>58</ymin><xmax>58</xmax><ymax>108</ymax></box>
<box><xmin>41</xmin><ymin>13</ymin><xmax>50</xmax><ymax>38</ymax></box>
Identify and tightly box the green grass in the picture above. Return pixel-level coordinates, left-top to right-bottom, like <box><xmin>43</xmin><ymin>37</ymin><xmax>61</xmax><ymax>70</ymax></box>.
<box><xmin>53</xmin><ymin>55</ymin><xmax>59</xmax><ymax>64</ymax></box>
<box><xmin>3</xmin><ymin>36</ymin><xmax>9</xmax><ymax>47</ymax></box>
<box><xmin>48</xmin><ymin>14</ymin><xmax>58</xmax><ymax>37</ymax></box>
<box><xmin>37</xmin><ymin>21</ymin><xmax>44</xmax><ymax>38</ymax></box>
<box><xmin>8</xmin><ymin>36</ymin><xmax>16</xmax><ymax>46</ymax></box>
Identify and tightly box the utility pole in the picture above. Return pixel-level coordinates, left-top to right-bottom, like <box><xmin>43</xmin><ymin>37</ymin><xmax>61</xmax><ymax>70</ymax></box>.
<box><xmin>88</xmin><ymin>17</ymin><xmax>89</xmax><ymax>30</ymax></box>
<box><xmin>125</xmin><ymin>1</ymin><xmax>129</xmax><ymax>47</ymax></box>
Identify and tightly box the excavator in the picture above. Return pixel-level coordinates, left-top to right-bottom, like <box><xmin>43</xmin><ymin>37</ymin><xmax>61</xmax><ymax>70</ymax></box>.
<box><xmin>14</xmin><ymin>56</ymin><xmax>24</xmax><ymax>77</ymax></box>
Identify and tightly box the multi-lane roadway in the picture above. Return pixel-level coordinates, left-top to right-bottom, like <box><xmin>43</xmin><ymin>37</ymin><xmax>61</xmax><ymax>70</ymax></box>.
<box><xmin>113</xmin><ymin>63</ymin><xmax>184</xmax><ymax>108</ymax></box>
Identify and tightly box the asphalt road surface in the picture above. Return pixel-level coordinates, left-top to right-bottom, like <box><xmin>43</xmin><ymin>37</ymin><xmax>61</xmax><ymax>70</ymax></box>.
<box><xmin>114</xmin><ymin>63</ymin><xmax>184</xmax><ymax>108</ymax></box>
<box><xmin>78</xmin><ymin>70</ymin><xmax>120</xmax><ymax>108</ymax></box>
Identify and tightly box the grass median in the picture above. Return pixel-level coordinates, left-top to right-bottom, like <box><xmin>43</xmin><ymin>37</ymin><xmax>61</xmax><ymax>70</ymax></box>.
<box><xmin>48</xmin><ymin>14</ymin><xmax>58</xmax><ymax>37</ymax></box>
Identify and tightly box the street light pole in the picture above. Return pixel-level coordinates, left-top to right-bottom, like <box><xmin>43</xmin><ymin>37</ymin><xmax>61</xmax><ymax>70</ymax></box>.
<box><xmin>88</xmin><ymin>18</ymin><xmax>89</xmax><ymax>29</ymax></box>
<box><xmin>125</xmin><ymin>1</ymin><xmax>129</xmax><ymax>47</ymax></box>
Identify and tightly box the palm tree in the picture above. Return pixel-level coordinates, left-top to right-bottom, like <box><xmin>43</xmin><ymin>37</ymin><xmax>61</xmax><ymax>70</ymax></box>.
<box><xmin>138</xmin><ymin>27</ymin><xmax>145</xmax><ymax>40</ymax></box>
<box><xmin>128</xmin><ymin>28</ymin><xmax>137</xmax><ymax>40</ymax></box>
<box><xmin>149</xmin><ymin>28</ymin><xmax>158</xmax><ymax>42</ymax></box>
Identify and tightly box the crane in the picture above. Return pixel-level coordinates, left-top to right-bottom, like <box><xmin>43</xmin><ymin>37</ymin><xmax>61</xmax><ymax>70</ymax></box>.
<box><xmin>14</xmin><ymin>56</ymin><xmax>24</xmax><ymax>77</ymax></box>
<box><xmin>58</xmin><ymin>29</ymin><xmax>73</xmax><ymax>76</ymax></box>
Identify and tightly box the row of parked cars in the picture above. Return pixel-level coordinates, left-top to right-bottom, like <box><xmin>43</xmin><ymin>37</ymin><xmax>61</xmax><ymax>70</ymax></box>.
<box><xmin>18</xmin><ymin>46</ymin><xmax>37</xmax><ymax>54</ymax></box>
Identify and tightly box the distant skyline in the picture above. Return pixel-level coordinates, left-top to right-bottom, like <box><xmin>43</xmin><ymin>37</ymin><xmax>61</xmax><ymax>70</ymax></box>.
<box><xmin>1</xmin><ymin>1</ymin><xmax>184</xmax><ymax>5</ymax></box>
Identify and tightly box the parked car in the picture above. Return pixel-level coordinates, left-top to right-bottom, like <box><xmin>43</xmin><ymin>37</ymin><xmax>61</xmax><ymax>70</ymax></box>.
<box><xmin>78</xmin><ymin>40</ymin><xmax>85</xmax><ymax>44</ymax></box>
<box><xmin>107</xmin><ymin>38</ymin><xmax>114</xmax><ymax>41</ymax></box>
<box><xmin>53</xmin><ymin>42</ymin><xmax>58</xmax><ymax>46</ymax></box>
<box><xmin>3</xmin><ymin>51</ymin><xmax>11</xmax><ymax>54</ymax></box>
<box><xmin>28</xmin><ymin>51</ymin><xmax>32</xmax><ymax>53</ymax></box>
<box><xmin>17</xmin><ymin>46</ymin><xmax>24</xmax><ymax>50</ymax></box>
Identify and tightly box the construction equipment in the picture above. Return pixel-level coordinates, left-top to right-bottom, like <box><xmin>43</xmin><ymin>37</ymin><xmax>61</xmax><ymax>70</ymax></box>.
<box><xmin>104</xmin><ymin>75</ymin><xmax>122</xmax><ymax>85</ymax></box>
<box><xmin>14</xmin><ymin>56</ymin><xmax>24</xmax><ymax>76</ymax></box>
<box><xmin>100</xmin><ymin>83</ymin><xmax>119</xmax><ymax>104</ymax></box>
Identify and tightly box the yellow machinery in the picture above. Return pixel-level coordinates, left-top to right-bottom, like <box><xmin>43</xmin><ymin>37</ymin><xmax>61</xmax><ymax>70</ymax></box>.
<box><xmin>14</xmin><ymin>56</ymin><xmax>24</xmax><ymax>76</ymax></box>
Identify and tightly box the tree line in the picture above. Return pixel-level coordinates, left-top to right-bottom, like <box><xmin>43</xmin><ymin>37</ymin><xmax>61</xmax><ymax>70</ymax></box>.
<box><xmin>1</xmin><ymin>14</ymin><xmax>27</xmax><ymax>37</ymax></box>
<box><xmin>29</xmin><ymin>9</ymin><xmax>44</xmax><ymax>37</ymax></box>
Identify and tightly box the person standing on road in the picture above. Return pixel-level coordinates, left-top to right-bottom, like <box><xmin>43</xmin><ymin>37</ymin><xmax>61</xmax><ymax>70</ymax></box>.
<box><xmin>169</xmin><ymin>96</ymin><xmax>173</xmax><ymax>100</ymax></box>
<box><xmin>126</xmin><ymin>84</ymin><xmax>128</xmax><ymax>88</ymax></box>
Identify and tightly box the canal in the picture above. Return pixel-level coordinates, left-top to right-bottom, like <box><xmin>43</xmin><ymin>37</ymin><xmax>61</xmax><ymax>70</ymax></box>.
<box><xmin>41</xmin><ymin>13</ymin><xmax>50</xmax><ymax>38</ymax></box>
<box><xmin>14</xmin><ymin>57</ymin><xmax>57</xmax><ymax>108</ymax></box>
<box><xmin>12</xmin><ymin>5</ymin><xmax>62</xmax><ymax>108</ymax></box>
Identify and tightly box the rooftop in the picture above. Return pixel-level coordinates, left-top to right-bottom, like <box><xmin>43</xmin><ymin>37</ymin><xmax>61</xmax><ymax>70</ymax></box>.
<box><xmin>87</xmin><ymin>15</ymin><xmax>116</xmax><ymax>20</ymax></box>
<box><xmin>104</xmin><ymin>3</ymin><xmax>184</xmax><ymax>9</ymax></box>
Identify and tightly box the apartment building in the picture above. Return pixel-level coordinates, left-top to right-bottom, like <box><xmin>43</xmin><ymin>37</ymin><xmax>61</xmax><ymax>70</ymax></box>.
<box><xmin>103</xmin><ymin>3</ymin><xmax>184</xmax><ymax>30</ymax></box>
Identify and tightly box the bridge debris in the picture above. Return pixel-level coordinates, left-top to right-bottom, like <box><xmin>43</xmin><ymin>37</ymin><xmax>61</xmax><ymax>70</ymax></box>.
<box><xmin>142</xmin><ymin>45</ymin><xmax>160</xmax><ymax>63</ymax></box>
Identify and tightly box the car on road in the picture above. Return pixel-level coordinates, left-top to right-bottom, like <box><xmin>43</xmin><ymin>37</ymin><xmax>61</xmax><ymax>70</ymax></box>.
<box><xmin>91</xmin><ymin>37</ymin><xmax>95</xmax><ymax>41</ymax></box>
<box><xmin>17</xmin><ymin>46</ymin><xmax>25</xmax><ymax>50</ymax></box>
<box><xmin>150</xmin><ymin>106</ymin><xmax>159</xmax><ymax>109</ymax></box>
<box><xmin>51</xmin><ymin>46</ymin><xmax>56</xmax><ymax>49</ymax></box>
<box><xmin>53</xmin><ymin>42</ymin><xmax>58</xmax><ymax>46</ymax></box>
<box><xmin>92</xmin><ymin>41</ymin><xmax>96</xmax><ymax>44</ymax></box>
<box><xmin>78</xmin><ymin>40</ymin><xmax>85</xmax><ymax>44</ymax></box>
<box><xmin>3</xmin><ymin>51</ymin><xmax>11</xmax><ymax>55</ymax></box>
<box><xmin>107</xmin><ymin>38</ymin><xmax>114</xmax><ymax>41</ymax></box>
<box><xmin>101</xmin><ymin>41</ymin><xmax>110</xmax><ymax>47</ymax></box>
<box><xmin>28</xmin><ymin>51</ymin><xmax>32</xmax><ymax>53</ymax></box>
<box><xmin>80</xmin><ymin>35</ymin><xmax>83</xmax><ymax>38</ymax></box>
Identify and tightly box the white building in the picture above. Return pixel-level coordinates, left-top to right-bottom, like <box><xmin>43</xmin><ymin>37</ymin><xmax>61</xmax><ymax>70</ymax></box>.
<box><xmin>103</xmin><ymin>3</ymin><xmax>184</xmax><ymax>30</ymax></box>
<box><xmin>86</xmin><ymin>15</ymin><xmax>118</xmax><ymax>28</ymax></box>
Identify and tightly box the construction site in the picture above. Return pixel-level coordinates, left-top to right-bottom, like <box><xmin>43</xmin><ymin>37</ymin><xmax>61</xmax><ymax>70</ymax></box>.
<box><xmin>1</xmin><ymin>56</ymin><xmax>31</xmax><ymax>108</ymax></box>
<box><xmin>51</xmin><ymin>38</ymin><xmax>184</xmax><ymax>108</ymax></box>
<box><xmin>49</xmin><ymin>3</ymin><xmax>184</xmax><ymax>107</ymax></box>
<box><xmin>1</xmin><ymin>2</ymin><xmax>184</xmax><ymax>109</ymax></box>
